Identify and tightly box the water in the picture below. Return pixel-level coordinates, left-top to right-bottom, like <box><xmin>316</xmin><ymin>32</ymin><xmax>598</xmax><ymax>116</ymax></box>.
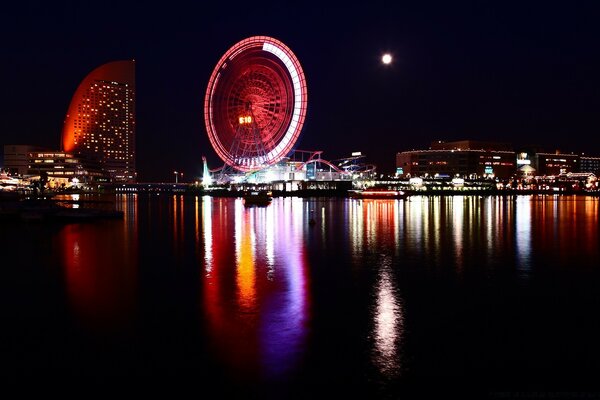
<box><xmin>2</xmin><ymin>194</ymin><xmax>600</xmax><ymax>397</ymax></box>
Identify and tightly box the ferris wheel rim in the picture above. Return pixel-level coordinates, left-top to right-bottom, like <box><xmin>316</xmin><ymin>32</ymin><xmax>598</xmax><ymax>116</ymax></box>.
<box><xmin>204</xmin><ymin>36</ymin><xmax>307</xmax><ymax>172</ymax></box>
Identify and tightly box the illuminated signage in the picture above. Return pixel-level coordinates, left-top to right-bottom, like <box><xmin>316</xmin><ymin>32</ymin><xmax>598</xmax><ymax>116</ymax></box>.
<box><xmin>517</xmin><ymin>152</ymin><xmax>531</xmax><ymax>165</ymax></box>
<box><xmin>239</xmin><ymin>116</ymin><xmax>252</xmax><ymax>124</ymax></box>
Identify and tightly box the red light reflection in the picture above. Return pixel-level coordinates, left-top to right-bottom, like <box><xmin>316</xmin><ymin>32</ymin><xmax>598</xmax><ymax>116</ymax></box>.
<box><xmin>61</xmin><ymin>222</ymin><xmax>137</xmax><ymax>333</ymax></box>
<box><xmin>200</xmin><ymin>197</ymin><xmax>310</xmax><ymax>379</ymax></box>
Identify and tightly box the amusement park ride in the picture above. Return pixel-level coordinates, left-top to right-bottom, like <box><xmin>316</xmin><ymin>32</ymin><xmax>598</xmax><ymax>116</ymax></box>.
<box><xmin>203</xmin><ymin>36</ymin><xmax>306</xmax><ymax>184</ymax></box>
<box><xmin>202</xmin><ymin>36</ymin><xmax>373</xmax><ymax>186</ymax></box>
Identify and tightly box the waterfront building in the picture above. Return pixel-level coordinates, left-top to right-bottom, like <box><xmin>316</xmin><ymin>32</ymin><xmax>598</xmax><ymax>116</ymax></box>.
<box><xmin>430</xmin><ymin>140</ymin><xmax>513</xmax><ymax>152</ymax></box>
<box><xmin>534</xmin><ymin>152</ymin><xmax>579</xmax><ymax>176</ymax></box>
<box><xmin>28</xmin><ymin>151</ymin><xmax>104</xmax><ymax>187</ymax></box>
<box><xmin>396</xmin><ymin>140</ymin><xmax>516</xmax><ymax>179</ymax></box>
<box><xmin>3</xmin><ymin>144</ymin><xmax>49</xmax><ymax>176</ymax></box>
<box><xmin>580</xmin><ymin>156</ymin><xmax>600</xmax><ymax>175</ymax></box>
<box><xmin>62</xmin><ymin>60</ymin><xmax>136</xmax><ymax>182</ymax></box>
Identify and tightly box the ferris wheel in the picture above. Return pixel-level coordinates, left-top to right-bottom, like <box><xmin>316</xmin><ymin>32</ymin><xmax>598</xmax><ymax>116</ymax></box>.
<box><xmin>204</xmin><ymin>36</ymin><xmax>308</xmax><ymax>172</ymax></box>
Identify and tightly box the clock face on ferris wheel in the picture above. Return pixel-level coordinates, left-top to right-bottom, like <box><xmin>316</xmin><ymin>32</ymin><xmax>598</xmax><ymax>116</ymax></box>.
<box><xmin>204</xmin><ymin>36</ymin><xmax>308</xmax><ymax>172</ymax></box>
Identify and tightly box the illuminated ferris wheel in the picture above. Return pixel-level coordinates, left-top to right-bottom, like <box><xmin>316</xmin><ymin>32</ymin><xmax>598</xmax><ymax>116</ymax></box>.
<box><xmin>204</xmin><ymin>36</ymin><xmax>308</xmax><ymax>172</ymax></box>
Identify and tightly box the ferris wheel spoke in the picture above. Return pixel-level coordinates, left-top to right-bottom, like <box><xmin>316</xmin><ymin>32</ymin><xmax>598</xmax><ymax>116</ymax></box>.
<box><xmin>204</xmin><ymin>36</ymin><xmax>307</xmax><ymax>172</ymax></box>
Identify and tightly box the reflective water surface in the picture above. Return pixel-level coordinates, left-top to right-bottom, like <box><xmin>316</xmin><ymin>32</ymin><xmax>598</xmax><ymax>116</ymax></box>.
<box><xmin>2</xmin><ymin>194</ymin><xmax>600</xmax><ymax>396</ymax></box>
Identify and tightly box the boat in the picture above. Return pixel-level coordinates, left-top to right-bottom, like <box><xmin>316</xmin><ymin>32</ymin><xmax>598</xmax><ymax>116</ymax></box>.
<box><xmin>349</xmin><ymin>188</ymin><xmax>408</xmax><ymax>200</ymax></box>
<box><xmin>243</xmin><ymin>190</ymin><xmax>272</xmax><ymax>206</ymax></box>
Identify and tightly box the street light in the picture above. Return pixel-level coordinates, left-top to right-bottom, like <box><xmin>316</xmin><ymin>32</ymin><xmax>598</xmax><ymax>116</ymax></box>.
<box><xmin>174</xmin><ymin>170</ymin><xmax>183</xmax><ymax>183</ymax></box>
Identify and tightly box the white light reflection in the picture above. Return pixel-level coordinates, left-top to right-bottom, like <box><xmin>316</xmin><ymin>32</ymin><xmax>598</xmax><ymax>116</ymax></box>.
<box><xmin>365</xmin><ymin>201</ymin><xmax>376</xmax><ymax>248</ymax></box>
<box><xmin>407</xmin><ymin>196</ymin><xmax>423</xmax><ymax>250</ymax></box>
<box><xmin>350</xmin><ymin>200</ymin><xmax>364</xmax><ymax>257</ymax></box>
<box><xmin>486</xmin><ymin>197</ymin><xmax>494</xmax><ymax>256</ymax></box>
<box><xmin>116</xmin><ymin>193</ymin><xmax>138</xmax><ymax>235</ymax></box>
<box><xmin>421</xmin><ymin>197</ymin><xmax>430</xmax><ymax>253</ymax></box>
<box><xmin>515</xmin><ymin>196</ymin><xmax>532</xmax><ymax>278</ymax></box>
<box><xmin>265</xmin><ymin>201</ymin><xmax>275</xmax><ymax>278</ymax></box>
<box><xmin>321</xmin><ymin>205</ymin><xmax>326</xmax><ymax>237</ymax></box>
<box><xmin>202</xmin><ymin>195</ymin><xmax>213</xmax><ymax>273</ymax></box>
<box><xmin>394</xmin><ymin>200</ymin><xmax>401</xmax><ymax>256</ymax></box>
<box><xmin>452</xmin><ymin>196</ymin><xmax>465</xmax><ymax>269</ymax></box>
<box><xmin>372</xmin><ymin>256</ymin><xmax>403</xmax><ymax>377</ymax></box>
<box><xmin>431</xmin><ymin>198</ymin><xmax>440</xmax><ymax>262</ymax></box>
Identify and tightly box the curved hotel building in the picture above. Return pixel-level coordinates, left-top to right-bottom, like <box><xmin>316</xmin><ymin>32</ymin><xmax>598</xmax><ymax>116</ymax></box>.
<box><xmin>62</xmin><ymin>60</ymin><xmax>136</xmax><ymax>182</ymax></box>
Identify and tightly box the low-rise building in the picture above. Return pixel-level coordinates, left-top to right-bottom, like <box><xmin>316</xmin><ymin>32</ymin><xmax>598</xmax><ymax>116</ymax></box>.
<box><xmin>534</xmin><ymin>152</ymin><xmax>579</xmax><ymax>176</ymax></box>
<box><xmin>28</xmin><ymin>151</ymin><xmax>105</xmax><ymax>187</ymax></box>
<box><xmin>396</xmin><ymin>140</ymin><xmax>516</xmax><ymax>179</ymax></box>
<box><xmin>4</xmin><ymin>144</ymin><xmax>50</xmax><ymax>176</ymax></box>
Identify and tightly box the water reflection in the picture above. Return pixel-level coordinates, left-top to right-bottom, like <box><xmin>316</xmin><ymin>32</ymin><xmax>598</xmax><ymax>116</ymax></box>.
<box><xmin>60</xmin><ymin>194</ymin><xmax>138</xmax><ymax>334</ymax></box>
<box><xmin>452</xmin><ymin>196</ymin><xmax>465</xmax><ymax>269</ymax></box>
<box><xmin>261</xmin><ymin>198</ymin><xmax>310</xmax><ymax>379</ymax></box>
<box><xmin>200</xmin><ymin>197</ymin><xmax>310</xmax><ymax>381</ymax></box>
<box><xmin>515</xmin><ymin>196</ymin><xmax>532</xmax><ymax>277</ymax></box>
<box><xmin>170</xmin><ymin>194</ymin><xmax>186</xmax><ymax>254</ymax></box>
<box><xmin>235</xmin><ymin>200</ymin><xmax>257</xmax><ymax>311</ymax></box>
<box><xmin>348</xmin><ymin>199</ymin><xmax>405</xmax><ymax>377</ymax></box>
<box><xmin>343</xmin><ymin>195</ymin><xmax>598</xmax><ymax>379</ymax></box>
<box><xmin>543</xmin><ymin>196</ymin><xmax>599</xmax><ymax>266</ymax></box>
<box><xmin>200</xmin><ymin>195</ymin><xmax>212</xmax><ymax>271</ymax></box>
<box><xmin>117</xmin><ymin>193</ymin><xmax>138</xmax><ymax>237</ymax></box>
<box><xmin>9</xmin><ymin>193</ymin><xmax>600</xmax><ymax>386</ymax></box>
<box><xmin>373</xmin><ymin>255</ymin><xmax>403</xmax><ymax>377</ymax></box>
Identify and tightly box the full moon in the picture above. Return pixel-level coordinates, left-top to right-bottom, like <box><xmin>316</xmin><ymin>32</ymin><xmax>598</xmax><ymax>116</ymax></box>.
<box><xmin>382</xmin><ymin>54</ymin><xmax>392</xmax><ymax>64</ymax></box>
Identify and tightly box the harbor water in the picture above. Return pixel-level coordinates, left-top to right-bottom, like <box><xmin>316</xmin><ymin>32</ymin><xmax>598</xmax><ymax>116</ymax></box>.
<box><xmin>2</xmin><ymin>194</ymin><xmax>599</xmax><ymax>397</ymax></box>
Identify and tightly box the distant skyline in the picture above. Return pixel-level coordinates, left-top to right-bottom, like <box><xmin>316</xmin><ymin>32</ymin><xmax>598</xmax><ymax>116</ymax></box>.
<box><xmin>1</xmin><ymin>1</ymin><xmax>599</xmax><ymax>181</ymax></box>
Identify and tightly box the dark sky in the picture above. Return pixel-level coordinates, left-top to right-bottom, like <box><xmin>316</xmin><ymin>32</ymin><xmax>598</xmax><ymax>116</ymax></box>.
<box><xmin>1</xmin><ymin>1</ymin><xmax>599</xmax><ymax>181</ymax></box>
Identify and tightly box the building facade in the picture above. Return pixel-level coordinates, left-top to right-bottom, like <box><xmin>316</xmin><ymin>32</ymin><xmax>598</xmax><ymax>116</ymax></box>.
<box><xmin>534</xmin><ymin>153</ymin><xmax>579</xmax><ymax>176</ymax></box>
<box><xmin>62</xmin><ymin>60</ymin><xmax>136</xmax><ymax>182</ymax></box>
<box><xmin>396</xmin><ymin>140</ymin><xmax>516</xmax><ymax>179</ymax></box>
<box><xmin>4</xmin><ymin>145</ymin><xmax>49</xmax><ymax>176</ymax></box>
<box><xmin>28</xmin><ymin>151</ymin><xmax>104</xmax><ymax>186</ymax></box>
<box><xmin>580</xmin><ymin>156</ymin><xmax>600</xmax><ymax>175</ymax></box>
<box><xmin>430</xmin><ymin>140</ymin><xmax>513</xmax><ymax>152</ymax></box>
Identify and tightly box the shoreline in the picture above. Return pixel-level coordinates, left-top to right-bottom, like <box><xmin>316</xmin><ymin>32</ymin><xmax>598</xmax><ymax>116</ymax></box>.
<box><xmin>3</xmin><ymin>188</ymin><xmax>600</xmax><ymax>200</ymax></box>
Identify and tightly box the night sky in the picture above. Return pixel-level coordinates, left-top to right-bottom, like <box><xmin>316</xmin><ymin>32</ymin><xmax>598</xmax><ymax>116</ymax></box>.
<box><xmin>1</xmin><ymin>1</ymin><xmax>599</xmax><ymax>181</ymax></box>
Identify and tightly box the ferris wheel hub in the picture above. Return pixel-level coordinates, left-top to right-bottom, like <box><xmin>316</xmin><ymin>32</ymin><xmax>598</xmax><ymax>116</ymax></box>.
<box><xmin>204</xmin><ymin>36</ymin><xmax>308</xmax><ymax>173</ymax></box>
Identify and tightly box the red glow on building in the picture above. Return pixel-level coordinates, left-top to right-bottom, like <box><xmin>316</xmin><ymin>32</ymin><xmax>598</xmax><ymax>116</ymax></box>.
<box><xmin>62</xmin><ymin>60</ymin><xmax>136</xmax><ymax>182</ymax></box>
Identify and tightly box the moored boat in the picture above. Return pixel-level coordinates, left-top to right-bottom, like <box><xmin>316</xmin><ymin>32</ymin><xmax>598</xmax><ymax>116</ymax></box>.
<box><xmin>243</xmin><ymin>190</ymin><xmax>272</xmax><ymax>206</ymax></box>
<box><xmin>350</xmin><ymin>188</ymin><xmax>408</xmax><ymax>200</ymax></box>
